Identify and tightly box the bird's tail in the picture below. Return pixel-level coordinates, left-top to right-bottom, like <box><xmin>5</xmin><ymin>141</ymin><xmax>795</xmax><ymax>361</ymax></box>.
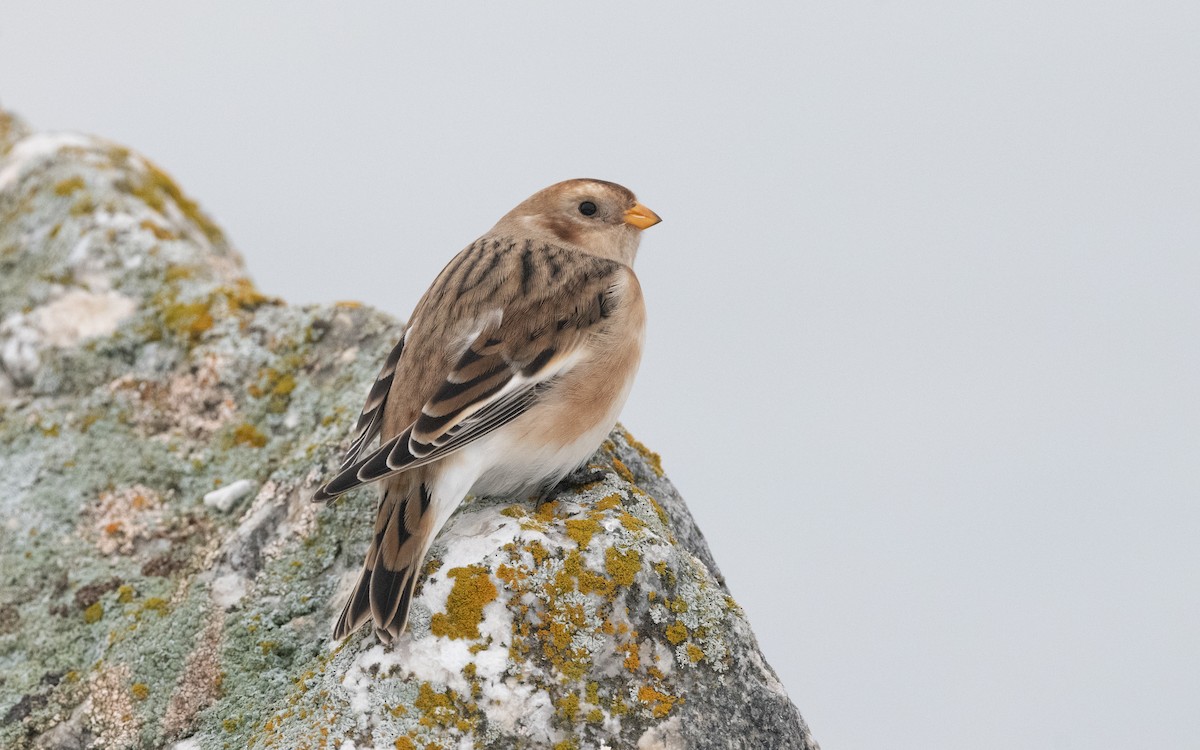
<box><xmin>333</xmin><ymin>480</ymin><xmax>436</xmax><ymax>643</ymax></box>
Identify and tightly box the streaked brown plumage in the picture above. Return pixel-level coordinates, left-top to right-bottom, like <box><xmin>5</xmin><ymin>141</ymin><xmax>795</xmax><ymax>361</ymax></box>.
<box><xmin>314</xmin><ymin>179</ymin><xmax>660</xmax><ymax>643</ymax></box>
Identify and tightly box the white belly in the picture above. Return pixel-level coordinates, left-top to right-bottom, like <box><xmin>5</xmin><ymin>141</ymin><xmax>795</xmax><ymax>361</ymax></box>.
<box><xmin>464</xmin><ymin>378</ymin><xmax>632</xmax><ymax>499</ymax></box>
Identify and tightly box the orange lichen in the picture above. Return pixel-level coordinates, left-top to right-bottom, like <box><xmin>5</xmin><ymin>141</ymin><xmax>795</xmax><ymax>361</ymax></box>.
<box><xmin>636</xmin><ymin>685</ymin><xmax>679</xmax><ymax>718</ymax></box>
<box><xmin>430</xmin><ymin>565</ymin><xmax>497</xmax><ymax>640</ymax></box>
<box><xmin>612</xmin><ymin>459</ymin><xmax>635</xmax><ymax>483</ymax></box>
<box><xmin>617</xmin><ymin>639</ymin><xmax>641</xmax><ymax>672</ymax></box>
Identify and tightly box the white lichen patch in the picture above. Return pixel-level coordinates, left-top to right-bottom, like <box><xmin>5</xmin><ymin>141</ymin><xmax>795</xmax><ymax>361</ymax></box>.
<box><xmin>83</xmin><ymin>484</ymin><xmax>167</xmax><ymax>555</ymax></box>
<box><xmin>31</xmin><ymin>288</ymin><xmax>136</xmax><ymax>348</ymax></box>
<box><xmin>0</xmin><ymin>131</ymin><xmax>94</xmax><ymax>192</ymax></box>
<box><xmin>108</xmin><ymin>353</ymin><xmax>236</xmax><ymax>440</ymax></box>
<box><xmin>203</xmin><ymin>479</ymin><xmax>254</xmax><ymax>513</ymax></box>
<box><xmin>636</xmin><ymin>716</ymin><xmax>684</xmax><ymax>750</ymax></box>
<box><xmin>163</xmin><ymin>611</ymin><xmax>224</xmax><ymax>736</ymax></box>
<box><xmin>210</xmin><ymin>572</ymin><xmax>248</xmax><ymax>609</ymax></box>
<box><xmin>85</xmin><ymin>663</ymin><xmax>141</xmax><ymax>750</ymax></box>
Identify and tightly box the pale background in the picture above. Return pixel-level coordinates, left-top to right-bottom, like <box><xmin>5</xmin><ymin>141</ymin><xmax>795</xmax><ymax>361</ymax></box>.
<box><xmin>3</xmin><ymin>3</ymin><xmax>1198</xmax><ymax>748</ymax></box>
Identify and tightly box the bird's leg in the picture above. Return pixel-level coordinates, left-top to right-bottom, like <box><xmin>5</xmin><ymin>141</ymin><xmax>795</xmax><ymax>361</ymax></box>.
<box><xmin>532</xmin><ymin>466</ymin><xmax>608</xmax><ymax>510</ymax></box>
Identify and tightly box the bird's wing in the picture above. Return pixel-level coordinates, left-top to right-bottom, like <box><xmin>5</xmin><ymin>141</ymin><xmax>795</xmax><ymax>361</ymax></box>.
<box><xmin>313</xmin><ymin>241</ymin><xmax>628</xmax><ymax>503</ymax></box>
<box><xmin>339</xmin><ymin>331</ymin><xmax>407</xmax><ymax>470</ymax></box>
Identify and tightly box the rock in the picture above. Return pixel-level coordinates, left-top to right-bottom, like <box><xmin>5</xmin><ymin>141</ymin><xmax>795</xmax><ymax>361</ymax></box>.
<box><xmin>0</xmin><ymin>107</ymin><xmax>817</xmax><ymax>750</ymax></box>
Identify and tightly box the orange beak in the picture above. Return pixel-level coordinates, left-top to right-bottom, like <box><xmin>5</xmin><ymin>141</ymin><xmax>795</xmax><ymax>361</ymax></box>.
<box><xmin>623</xmin><ymin>202</ymin><xmax>662</xmax><ymax>230</ymax></box>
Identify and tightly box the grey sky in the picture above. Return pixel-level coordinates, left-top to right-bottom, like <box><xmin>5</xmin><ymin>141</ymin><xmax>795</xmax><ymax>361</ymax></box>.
<box><xmin>3</xmin><ymin>2</ymin><xmax>1198</xmax><ymax>747</ymax></box>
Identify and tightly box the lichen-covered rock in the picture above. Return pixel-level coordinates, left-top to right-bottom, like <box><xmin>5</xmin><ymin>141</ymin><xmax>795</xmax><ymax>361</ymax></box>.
<box><xmin>0</xmin><ymin>108</ymin><xmax>816</xmax><ymax>750</ymax></box>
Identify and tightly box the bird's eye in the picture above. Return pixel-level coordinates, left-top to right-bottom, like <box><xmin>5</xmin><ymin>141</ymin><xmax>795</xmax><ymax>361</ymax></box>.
<box><xmin>578</xmin><ymin>201</ymin><xmax>597</xmax><ymax>216</ymax></box>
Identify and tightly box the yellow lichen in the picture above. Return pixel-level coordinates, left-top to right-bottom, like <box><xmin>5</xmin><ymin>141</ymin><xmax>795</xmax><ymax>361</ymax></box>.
<box><xmin>54</xmin><ymin>176</ymin><xmax>85</xmax><ymax>196</ymax></box>
<box><xmin>83</xmin><ymin>602</ymin><xmax>104</xmax><ymax>624</ymax></box>
<box><xmin>139</xmin><ymin>597</ymin><xmax>169</xmax><ymax>617</ymax></box>
<box><xmin>117</xmin><ymin>585</ymin><xmax>135</xmax><ymax>604</ymax></box>
<box><xmin>595</xmin><ymin>493</ymin><xmax>622</xmax><ymax>511</ymax></box>
<box><xmin>130</xmin><ymin>159</ymin><xmax>226</xmax><ymax>245</ymax></box>
<box><xmin>161</xmin><ymin>300</ymin><xmax>214</xmax><ymax>341</ymax></box>
<box><xmin>270</xmin><ymin>373</ymin><xmax>296</xmax><ymax>397</ymax></box>
<box><xmin>604</xmin><ymin>546</ymin><xmax>641</xmax><ymax>587</ymax></box>
<box><xmin>647</xmin><ymin>496</ymin><xmax>670</xmax><ymax>526</ymax></box>
<box><xmin>687</xmin><ymin>644</ymin><xmax>705</xmax><ymax>663</ymax></box>
<box><xmin>218</xmin><ymin>278</ymin><xmax>272</xmax><ymax>310</ymax></box>
<box><xmin>665</xmin><ymin>621</ymin><xmax>688</xmax><ymax>645</ymax></box>
<box><xmin>619</xmin><ymin>512</ymin><xmax>647</xmax><ymax>532</ymax></box>
<box><xmin>564</xmin><ymin>517</ymin><xmax>601</xmax><ymax>549</ymax></box>
<box><xmin>413</xmin><ymin>683</ymin><xmax>476</xmax><ymax>732</ymax></box>
<box><xmin>140</xmin><ymin>219</ymin><xmax>176</xmax><ymax>240</ymax></box>
<box><xmin>231</xmin><ymin>423</ymin><xmax>267</xmax><ymax>448</ymax></box>
<box><xmin>553</xmin><ymin>740</ymin><xmax>579</xmax><ymax>750</ymax></box>
<box><xmin>130</xmin><ymin>683</ymin><xmax>150</xmax><ymax>700</ymax></box>
<box><xmin>163</xmin><ymin>265</ymin><xmax>197</xmax><ymax>282</ymax></box>
<box><xmin>555</xmin><ymin>692</ymin><xmax>580</xmax><ymax>722</ymax></box>
<box><xmin>527</xmin><ymin>540</ymin><xmax>550</xmax><ymax>566</ymax></box>
<box><xmin>586</xmin><ymin>708</ymin><xmax>605</xmax><ymax>724</ymax></box>
<box><xmin>394</xmin><ymin>738</ymin><xmax>415</xmax><ymax>750</ymax></box>
<box><xmin>430</xmin><ymin>565</ymin><xmax>497</xmax><ymax>640</ymax></box>
<box><xmin>623</xmin><ymin>430</ymin><xmax>665</xmax><ymax>476</ymax></box>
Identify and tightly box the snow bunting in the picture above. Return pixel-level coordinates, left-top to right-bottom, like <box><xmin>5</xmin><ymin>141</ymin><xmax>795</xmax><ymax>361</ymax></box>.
<box><xmin>314</xmin><ymin>179</ymin><xmax>660</xmax><ymax>643</ymax></box>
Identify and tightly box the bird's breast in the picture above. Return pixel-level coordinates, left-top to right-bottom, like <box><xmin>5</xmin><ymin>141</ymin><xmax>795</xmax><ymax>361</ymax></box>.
<box><xmin>469</xmin><ymin>297</ymin><xmax>645</xmax><ymax>499</ymax></box>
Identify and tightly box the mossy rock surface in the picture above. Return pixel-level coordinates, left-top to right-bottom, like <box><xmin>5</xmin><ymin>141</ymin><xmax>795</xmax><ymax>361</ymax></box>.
<box><xmin>0</xmin><ymin>108</ymin><xmax>815</xmax><ymax>750</ymax></box>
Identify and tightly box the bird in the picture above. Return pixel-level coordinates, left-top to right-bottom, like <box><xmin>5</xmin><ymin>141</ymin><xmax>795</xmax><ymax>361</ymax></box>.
<box><xmin>312</xmin><ymin>178</ymin><xmax>660</xmax><ymax>643</ymax></box>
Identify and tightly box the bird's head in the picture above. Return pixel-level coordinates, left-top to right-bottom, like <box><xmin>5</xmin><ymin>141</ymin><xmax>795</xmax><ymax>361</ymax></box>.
<box><xmin>495</xmin><ymin>178</ymin><xmax>661</xmax><ymax>266</ymax></box>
